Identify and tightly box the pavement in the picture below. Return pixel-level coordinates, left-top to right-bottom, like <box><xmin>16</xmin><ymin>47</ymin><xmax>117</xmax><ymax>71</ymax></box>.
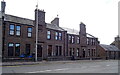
<box><xmin>1</xmin><ymin>60</ymin><xmax>105</xmax><ymax>66</ymax></box>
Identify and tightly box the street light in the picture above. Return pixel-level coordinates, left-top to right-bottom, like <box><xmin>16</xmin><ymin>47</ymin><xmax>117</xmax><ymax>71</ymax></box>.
<box><xmin>1</xmin><ymin>0</ymin><xmax>6</xmax><ymax>62</ymax></box>
<box><xmin>35</xmin><ymin>3</ymin><xmax>38</xmax><ymax>62</ymax></box>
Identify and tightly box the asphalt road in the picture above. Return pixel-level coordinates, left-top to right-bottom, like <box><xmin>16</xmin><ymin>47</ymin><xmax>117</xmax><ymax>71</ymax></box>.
<box><xmin>2</xmin><ymin>60</ymin><xmax>118</xmax><ymax>73</ymax></box>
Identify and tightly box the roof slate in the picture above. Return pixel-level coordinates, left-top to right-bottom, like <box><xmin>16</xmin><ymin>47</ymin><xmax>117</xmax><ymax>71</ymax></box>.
<box><xmin>62</xmin><ymin>27</ymin><xmax>79</xmax><ymax>35</ymax></box>
<box><xmin>100</xmin><ymin>44</ymin><xmax>120</xmax><ymax>51</ymax></box>
<box><xmin>46</xmin><ymin>23</ymin><xmax>65</xmax><ymax>31</ymax></box>
<box><xmin>5</xmin><ymin>14</ymin><xmax>34</xmax><ymax>26</ymax></box>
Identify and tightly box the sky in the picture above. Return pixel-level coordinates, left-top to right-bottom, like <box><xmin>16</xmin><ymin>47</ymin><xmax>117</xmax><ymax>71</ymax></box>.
<box><xmin>1</xmin><ymin>0</ymin><xmax>119</xmax><ymax>45</ymax></box>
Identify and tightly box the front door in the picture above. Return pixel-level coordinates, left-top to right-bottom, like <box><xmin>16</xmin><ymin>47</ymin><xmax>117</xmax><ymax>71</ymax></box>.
<box><xmin>82</xmin><ymin>48</ymin><xmax>85</xmax><ymax>58</ymax></box>
<box><xmin>37</xmin><ymin>45</ymin><xmax>42</xmax><ymax>57</ymax></box>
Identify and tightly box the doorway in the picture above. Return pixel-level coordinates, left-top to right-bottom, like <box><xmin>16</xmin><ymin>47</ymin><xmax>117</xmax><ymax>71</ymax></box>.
<box><xmin>82</xmin><ymin>49</ymin><xmax>85</xmax><ymax>58</ymax></box>
<box><xmin>37</xmin><ymin>45</ymin><xmax>42</xmax><ymax>57</ymax></box>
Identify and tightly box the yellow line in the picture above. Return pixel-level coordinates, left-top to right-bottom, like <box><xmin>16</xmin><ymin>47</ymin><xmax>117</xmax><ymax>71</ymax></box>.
<box><xmin>1</xmin><ymin>63</ymin><xmax>44</xmax><ymax>67</ymax></box>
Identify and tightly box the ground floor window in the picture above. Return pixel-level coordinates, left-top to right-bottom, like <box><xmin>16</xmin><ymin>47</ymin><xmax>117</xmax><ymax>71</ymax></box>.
<box><xmin>15</xmin><ymin>43</ymin><xmax>20</xmax><ymax>56</ymax></box>
<box><xmin>88</xmin><ymin>49</ymin><xmax>90</xmax><ymax>56</ymax></box>
<box><xmin>8</xmin><ymin>43</ymin><xmax>14</xmax><ymax>56</ymax></box>
<box><xmin>55</xmin><ymin>46</ymin><xmax>62</xmax><ymax>56</ymax></box>
<box><xmin>93</xmin><ymin>49</ymin><xmax>96</xmax><ymax>56</ymax></box>
<box><xmin>8</xmin><ymin>43</ymin><xmax>21</xmax><ymax>56</ymax></box>
<box><xmin>69</xmin><ymin>48</ymin><xmax>74</xmax><ymax>56</ymax></box>
<box><xmin>76</xmin><ymin>48</ymin><xmax>79</xmax><ymax>57</ymax></box>
<box><xmin>48</xmin><ymin>45</ymin><xmax>52</xmax><ymax>56</ymax></box>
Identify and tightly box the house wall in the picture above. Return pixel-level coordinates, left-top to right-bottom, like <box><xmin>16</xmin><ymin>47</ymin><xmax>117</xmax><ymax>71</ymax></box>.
<box><xmin>2</xmin><ymin>9</ymin><xmax>100</xmax><ymax>61</ymax></box>
<box><xmin>3</xmin><ymin>21</ymin><xmax>35</xmax><ymax>58</ymax></box>
<box><xmin>97</xmin><ymin>45</ymin><xmax>106</xmax><ymax>59</ymax></box>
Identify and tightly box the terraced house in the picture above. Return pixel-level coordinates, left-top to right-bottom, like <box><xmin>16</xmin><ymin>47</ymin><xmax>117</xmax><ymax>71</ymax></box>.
<box><xmin>1</xmin><ymin>1</ymin><xmax>100</xmax><ymax>61</ymax></box>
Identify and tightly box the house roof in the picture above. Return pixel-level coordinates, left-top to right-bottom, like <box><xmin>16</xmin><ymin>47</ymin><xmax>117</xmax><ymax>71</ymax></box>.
<box><xmin>62</xmin><ymin>27</ymin><xmax>79</xmax><ymax>35</ymax></box>
<box><xmin>100</xmin><ymin>44</ymin><xmax>120</xmax><ymax>51</ymax></box>
<box><xmin>46</xmin><ymin>23</ymin><xmax>65</xmax><ymax>31</ymax></box>
<box><xmin>4</xmin><ymin>14</ymin><xmax>34</xmax><ymax>26</ymax></box>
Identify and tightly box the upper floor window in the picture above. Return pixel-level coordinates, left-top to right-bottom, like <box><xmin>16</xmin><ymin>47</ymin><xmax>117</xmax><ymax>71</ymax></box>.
<box><xmin>87</xmin><ymin>38</ymin><xmax>89</xmax><ymax>45</ymax></box>
<box><xmin>55</xmin><ymin>32</ymin><xmax>62</xmax><ymax>40</ymax></box>
<box><xmin>77</xmin><ymin>37</ymin><xmax>80</xmax><ymax>44</ymax></box>
<box><xmin>91</xmin><ymin>39</ymin><xmax>95</xmax><ymax>45</ymax></box>
<box><xmin>47</xmin><ymin>31</ymin><xmax>51</xmax><ymax>40</ymax></box>
<box><xmin>9</xmin><ymin>24</ymin><xmax>14</xmax><ymax>35</ymax></box>
<box><xmin>93</xmin><ymin>39</ymin><xmax>95</xmax><ymax>45</ymax></box>
<box><xmin>55</xmin><ymin>32</ymin><xmax>59</xmax><ymax>40</ymax></box>
<box><xmin>69</xmin><ymin>35</ymin><xmax>72</xmax><ymax>43</ymax></box>
<box><xmin>27</xmin><ymin>27</ymin><xmax>32</xmax><ymax>37</ymax></box>
<box><xmin>72</xmin><ymin>36</ymin><xmax>75</xmax><ymax>43</ymax></box>
<box><xmin>16</xmin><ymin>26</ymin><xmax>21</xmax><ymax>36</ymax></box>
<box><xmin>59</xmin><ymin>32</ymin><xmax>62</xmax><ymax>40</ymax></box>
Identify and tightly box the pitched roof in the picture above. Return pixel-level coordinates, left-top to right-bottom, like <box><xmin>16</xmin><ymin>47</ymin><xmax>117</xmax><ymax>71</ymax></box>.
<box><xmin>4</xmin><ymin>14</ymin><xmax>34</xmax><ymax>26</ymax></box>
<box><xmin>86</xmin><ymin>33</ymin><xmax>97</xmax><ymax>38</ymax></box>
<box><xmin>46</xmin><ymin>23</ymin><xmax>65</xmax><ymax>31</ymax></box>
<box><xmin>62</xmin><ymin>27</ymin><xmax>79</xmax><ymax>35</ymax></box>
<box><xmin>100</xmin><ymin>44</ymin><xmax>120</xmax><ymax>51</ymax></box>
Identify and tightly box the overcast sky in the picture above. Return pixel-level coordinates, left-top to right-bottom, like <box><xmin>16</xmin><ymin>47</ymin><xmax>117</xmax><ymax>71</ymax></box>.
<box><xmin>1</xmin><ymin>0</ymin><xmax>119</xmax><ymax>45</ymax></box>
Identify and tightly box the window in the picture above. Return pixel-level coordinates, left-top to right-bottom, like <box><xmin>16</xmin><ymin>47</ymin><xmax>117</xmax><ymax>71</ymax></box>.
<box><xmin>59</xmin><ymin>33</ymin><xmax>62</xmax><ymax>40</ymax></box>
<box><xmin>16</xmin><ymin>26</ymin><xmax>21</xmax><ymax>36</ymax></box>
<box><xmin>9</xmin><ymin>24</ymin><xmax>14</xmax><ymax>35</ymax></box>
<box><xmin>72</xmin><ymin>36</ymin><xmax>75</xmax><ymax>43</ymax></box>
<box><xmin>76</xmin><ymin>48</ymin><xmax>79</xmax><ymax>57</ymax></box>
<box><xmin>69</xmin><ymin>35</ymin><xmax>72</xmax><ymax>43</ymax></box>
<box><xmin>69</xmin><ymin>48</ymin><xmax>72</xmax><ymax>56</ymax></box>
<box><xmin>93</xmin><ymin>39</ymin><xmax>95</xmax><ymax>45</ymax></box>
<box><xmin>55</xmin><ymin>32</ymin><xmax>62</xmax><ymax>40</ymax></box>
<box><xmin>47</xmin><ymin>31</ymin><xmax>51</xmax><ymax>39</ymax></box>
<box><xmin>55</xmin><ymin>32</ymin><xmax>59</xmax><ymax>40</ymax></box>
<box><xmin>87</xmin><ymin>38</ymin><xmax>89</xmax><ymax>45</ymax></box>
<box><xmin>92</xmin><ymin>49</ymin><xmax>93</xmax><ymax>56</ymax></box>
<box><xmin>8</xmin><ymin>43</ymin><xmax>14</xmax><ymax>56</ymax></box>
<box><xmin>72</xmin><ymin>48</ymin><xmax>74</xmax><ymax>55</ymax></box>
<box><xmin>26</xmin><ymin>44</ymin><xmax>30</xmax><ymax>55</ymax></box>
<box><xmin>91</xmin><ymin>39</ymin><xmax>95</xmax><ymax>45</ymax></box>
<box><xmin>15</xmin><ymin>43</ymin><xmax>20</xmax><ymax>56</ymax></box>
<box><xmin>88</xmin><ymin>49</ymin><xmax>90</xmax><ymax>56</ymax></box>
<box><xmin>77</xmin><ymin>37</ymin><xmax>80</xmax><ymax>44</ymax></box>
<box><xmin>27</xmin><ymin>27</ymin><xmax>32</xmax><ymax>37</ymax></box>
<box><xmin>55</xmin><ymin>46</ymin><xmax>62</xmax><ymax>56</ymax></box>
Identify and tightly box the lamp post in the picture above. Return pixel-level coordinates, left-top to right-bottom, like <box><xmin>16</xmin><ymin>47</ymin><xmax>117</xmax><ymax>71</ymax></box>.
<box><xmin>35</xmin><ymin>4</ymin><xmax>38</xmax><ymax>62</ymax></box>
<box><xmin>1</xmin><ymin>0</ymin><xmax>6</xmax><ymax>61</ymax></box>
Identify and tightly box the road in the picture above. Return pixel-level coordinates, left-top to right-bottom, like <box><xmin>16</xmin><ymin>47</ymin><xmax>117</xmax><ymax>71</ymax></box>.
<box><xmin>2</xmin><ymin>60</ymin><xmax>118</xmax><ymax>73</ymax></box>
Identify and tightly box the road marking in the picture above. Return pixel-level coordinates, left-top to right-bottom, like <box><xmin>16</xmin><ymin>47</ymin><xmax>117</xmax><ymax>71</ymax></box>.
<box><xmin>90</xmin><ymin>65</ymin><xmax>100</xmax><ymax>68</ymax></box>
<box><xmin>54</xmin><ymin>68</ymin><xmax>69</xmax><ymax>71</ymax></box>
<box><xmin>106</xmin><ymin>65</ymin><xmax>110</xmax><ymax>66</ymax></box>
<box><xmin>1</xmin><ymin>66</ymin><xmax>20</xmax><ymax>67</ymax></box>
<box><xmin>27</xmin><ymin>68</ymin><xmax>70</xmax><ymax>73</ymax></box>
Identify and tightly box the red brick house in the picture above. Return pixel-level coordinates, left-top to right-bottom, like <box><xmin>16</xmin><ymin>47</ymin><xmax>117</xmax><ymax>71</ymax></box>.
<box><xmin>2</xmin><ymin>1</ymin><xmax>100</xmax><ymax>61</ymax></box>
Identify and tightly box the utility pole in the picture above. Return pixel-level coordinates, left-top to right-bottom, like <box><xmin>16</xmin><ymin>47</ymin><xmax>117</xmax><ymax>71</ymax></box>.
<box><xmin>35</xmin><ymin>3</ymin><xmax>38</xmax><ymax>62</ymax></box>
